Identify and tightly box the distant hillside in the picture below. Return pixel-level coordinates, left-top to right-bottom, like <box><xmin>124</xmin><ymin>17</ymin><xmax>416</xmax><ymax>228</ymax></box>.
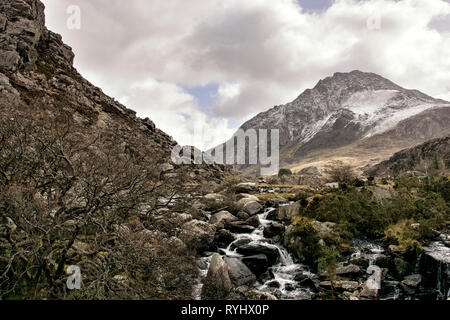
<box><xmin>366</xmin><ymin>136</ymin><xmax>450</xmax><ymax>177</ymax></box>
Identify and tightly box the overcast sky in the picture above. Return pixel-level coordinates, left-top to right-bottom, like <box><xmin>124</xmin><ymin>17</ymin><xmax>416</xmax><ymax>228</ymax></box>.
<box><xmin>41</xmin><ymin>0</ymin><xmax>450</xmax><ymax>150</ymax></box>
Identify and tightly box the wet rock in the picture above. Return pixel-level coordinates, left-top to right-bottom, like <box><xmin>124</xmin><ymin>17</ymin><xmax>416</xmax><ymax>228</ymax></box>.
<box><xmin>201</xmin><ymin>253</ymin><xmax>232</xmax><ymax>299</ymax></box>
<box><xmin>214</xmin><ymin>229</ymin><xmax>236</xmax><ymax>248</ymax></box>
<box><xmin>230</xmin><ymin>238</ymin><xmax>253</xmax><ymax>249</ymax></box>
<box><xmin>246</xmin><ymin>215</ymin><xmax>260</xmax><ymax>228</ymax></box>
<box><xmin>294</xmin><ymin>274</ymin><xmax>318</xmax><ymax>291</ymax></box>
<box><xmin>225</xmin><ymin>221</ymin><xmax>256</xmax><ymax>234</ymax></box>
<box><xmin>242</xmin><ymin>254</ymin><xmax>269</xmax><ymax>276</ymax></box>
<box><xmin>266</xmin><ymin>280</ymin><xmax>280</xmax><ymax>288</ymax></box>
<box><xmin>210</xmin><ymin>210</ymin><xmax>238</xmax><ymax>225</ymax></box>
<box><xmin>285</xmin><ymin>283</ymin><xmax>296</xmax><ymax>291</ymax></box>
<box><xmin>379</xmin><ymin>280</ymin><xmax>402</xmax><ymax>300</ymax></box>
<box><xmin>236</xmin><ymin>243</ymin><xmax>279</xmax><ymax>266</ymax></box>
<box><xmin>359</xmin><ymin>283</ymin><xmax>378</xmax><ymax>300</ymax></box>
<box><xmin>263</xmin><ymin>222</ymin><xmax>285</xmax><ymax>238</ymax></box>
<box><xmin>259</xmin><ymin>270</ymin><xmax>275</xmax><ymax>283</ymax></box>
<box><xmin>401</xmin><ymin>274</ymin><xmax>422</xmax><ymax>295</ymax></box>
<box><xmin>224</xmin><ymin>256</ymin><xmax>257</xmax><ymax>287</ymax></box>
<box><xmin>418</xmin><ymin>240</ymin><xmax>450</xmax><ymax>299</ymax></box>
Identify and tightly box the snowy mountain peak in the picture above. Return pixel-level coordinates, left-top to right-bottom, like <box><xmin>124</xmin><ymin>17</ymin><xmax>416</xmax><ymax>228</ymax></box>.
<box><xmin>226</xmin><ymin>71</ymin><xmax>450</xmax><ymax>174</ymax></box>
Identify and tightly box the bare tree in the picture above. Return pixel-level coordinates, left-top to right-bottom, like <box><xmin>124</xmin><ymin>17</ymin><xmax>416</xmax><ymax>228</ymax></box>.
<box><xmin>0</xmin><ymin>111</ymin><xmax>196</xmax><ymax>299</ymax></box>
<box><xmin>327</xmin><ymin>163</ymin><xmax>356</xmax><ymax>184</ymax></box>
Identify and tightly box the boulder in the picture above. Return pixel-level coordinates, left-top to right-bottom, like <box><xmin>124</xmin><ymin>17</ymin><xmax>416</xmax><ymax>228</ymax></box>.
<box><xmin>179</xmin><ymin>220</ymin><xmax>215</xmax><ymax>252</ymax></box>
<box><xmin>230</xmin><ymin>238</ymin><xmax>253</xmax><ymax>250</ymax></box>
<box><xmin>242</xmin><ymin>254</ymin><xmax>269</xmax><ymax>276</ymax></box>
<box><xmin>266</xmin><ymin>196</ymin><xmax>289</xmax><ymax>207</ymax></box>
<box><xmin>359</xmin><ymin>282</ymin><xmax>379</xmax><ymax>300</ymax></box>
<box><xmin>274</xmin><ymin>201</ymin><xmax>301</xmax><ymax>222</ymax></box>
<box><xmin>210</xmin><ymin>210</ymin><xmax>238</xmax><ymax>225</ymax></box>
<box><xmin>239</xmin><ymin>194</ymin><xmax>260</xmax><ymax>202</ymax></box>
<box><xmin>335</xmin><ymin>264</ymin><xmax>362</xmax><ymax>278</ymax></box>
<box><xmin>201</xmin><ymin>253</ymin><xmax>232</xmax><ymax>299</ymax></box>
<box><xmin>401</xmin><ymin>274</ymin><xmax>422</xmax><ymax>295</ymax></box>
<box><xmin>214</xmin><ymin>229</ymin><xmax>236</xmax><ymax>248</ymax></box>
<box><xmin>242</xmin><ymin>201</ymin><xmax>263</xmax><ymax>216</ymax></box>
<box><xmin>294</xmin><ymin>274</ymin><xmax>319</xmax><ymax>291</ymax></box>
<box><xmin>266</xmin><ymin>280</ymin><xmax>281</xmax><ymax>288</ymax></box>
<box><xmin>236</xmin><ymin>243</ymin><xmax>279</xmax><ymax>266</ymax></box>
<box><xmin>225</xmin><ymin>221</ymin><xmax>255</xmax><ymax>234</ymax></box>
<box><xmin>246</xmin><ymin>215</ymin><xmax>260</xmax><ymax>228</ymax></box>
<box><xmin>237</xmin><ymin>211</ymin><xmax>250</xmax><ymax>220</ymax></box>
<box><xmin>224</xmin><ymin>256</ymin><xmax>257</xmax><ymax>287</ymax></box>
<box><xmin>235</xmin><ymin>183</ymin><xmax>257</xmax><ymax>193</ymax></box>
<box><xmin>263</xmin><ymin>222</ymin><xmax>285</xmax><ymax>238</ymax></box>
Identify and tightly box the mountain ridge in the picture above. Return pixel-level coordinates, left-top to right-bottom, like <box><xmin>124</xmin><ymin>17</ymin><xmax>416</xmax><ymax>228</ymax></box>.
<box><xmin>221</xmin><ymin>70</ymin><xmax>450</xmax><ymax>175</ymax></box>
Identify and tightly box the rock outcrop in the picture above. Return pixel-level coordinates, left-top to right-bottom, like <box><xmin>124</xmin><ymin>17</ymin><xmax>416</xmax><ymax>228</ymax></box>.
<box><xmin>201</xmin><ymin>253</ymin><xmax>233</xmax><ymax>299</ymax></box>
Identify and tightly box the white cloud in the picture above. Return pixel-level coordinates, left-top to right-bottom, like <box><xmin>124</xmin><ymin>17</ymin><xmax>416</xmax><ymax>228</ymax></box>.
<box><xmin>41</xmin><ymin>0</ymin><xmax>450</xmax><ymax>149</ymax></box>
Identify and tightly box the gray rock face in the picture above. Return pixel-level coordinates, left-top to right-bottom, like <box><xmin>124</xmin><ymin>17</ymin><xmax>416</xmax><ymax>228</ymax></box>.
<box><xmin>224</xmin><ymin>256</ymin><xmax>257</xmax><ymax>287</ymax></box>
<box><xmin>201</xmin><ymin>253</ymin><xmax>232</xmax><ymax>300</ymax></box>
<box><xmin>0</xmin><ymin>0</ymin><xmax>47</xmax><ymax>71</ymax></box>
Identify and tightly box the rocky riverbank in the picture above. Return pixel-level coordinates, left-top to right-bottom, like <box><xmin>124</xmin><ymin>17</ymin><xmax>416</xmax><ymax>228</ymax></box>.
<box><xmin>192</xmin><ymin>181</ymin><xmax>450</xmax><ymax>301</ymax></box>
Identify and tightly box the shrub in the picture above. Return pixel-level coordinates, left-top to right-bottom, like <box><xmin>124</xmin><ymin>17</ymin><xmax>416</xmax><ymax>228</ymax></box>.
<box><xmin>328</xmin><ymin>164</ymin><xmax>356</xmax><ymax>184</ymax></box>
<box><xmin>278</xmin><ymin>168</ymin><xmax>293</xmax><ymax>177</ymax></box>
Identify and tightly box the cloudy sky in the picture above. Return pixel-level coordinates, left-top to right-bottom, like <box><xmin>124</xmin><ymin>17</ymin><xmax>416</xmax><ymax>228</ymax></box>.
<box><xmin>41</xmin><ymin>0</ymin><xmax>450</xmax><ymax>150</ymax></box>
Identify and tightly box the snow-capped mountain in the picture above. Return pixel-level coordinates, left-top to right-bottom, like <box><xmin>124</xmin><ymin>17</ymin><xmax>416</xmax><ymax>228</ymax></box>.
<box><xmin>223</xmin><ymin>70</ymin><xmax>450</xmax><ymax>174</ymax></box>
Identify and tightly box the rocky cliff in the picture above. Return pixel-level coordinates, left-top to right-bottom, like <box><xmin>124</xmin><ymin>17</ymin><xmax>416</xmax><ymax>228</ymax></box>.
<box><xmin>0</xmin><ymin>0</ymin><xmax>227</xmax><ymax>300</ymax></box>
